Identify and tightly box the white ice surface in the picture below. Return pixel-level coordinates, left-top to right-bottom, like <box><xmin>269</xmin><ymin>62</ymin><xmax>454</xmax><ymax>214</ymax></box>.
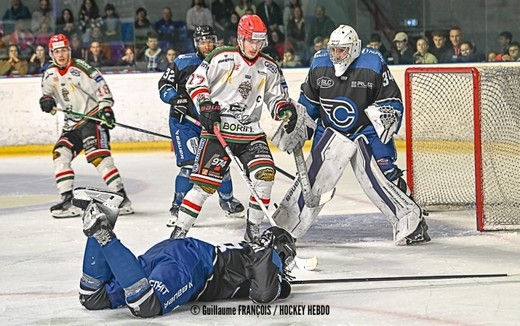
<box><xmin>1</xmin><ymin>150</ymin><xmax>520</xmax><ymax>326</ymax></box>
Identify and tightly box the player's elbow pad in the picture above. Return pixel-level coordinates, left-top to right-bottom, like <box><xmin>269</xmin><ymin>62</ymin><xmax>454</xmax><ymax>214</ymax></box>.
<box><xmin>160</xmin><ymin>87</ymin><xmax>179</xmax><ymax>104</ymax></box>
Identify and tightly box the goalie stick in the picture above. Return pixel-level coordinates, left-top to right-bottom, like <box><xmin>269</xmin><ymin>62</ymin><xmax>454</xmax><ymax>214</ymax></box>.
<box><xmin>51</xmin><ymin>107</ymin><xmax>172</xmax><ymax>139</ymax></box>
<box><xmin>213</xmin><ymin>125</ymin><xmax>318</xmax><ymax>271</ymax></box>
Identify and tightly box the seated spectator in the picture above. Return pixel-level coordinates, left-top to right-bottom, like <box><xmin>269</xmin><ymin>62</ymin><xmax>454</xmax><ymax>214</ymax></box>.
<box><xmin>235</xmin><ymin>0</ymin><xmax>256</xmax><ymax>17</ymax></box>
<box><xmin>412</xmin><ymin>37</ymin><xmax>437</xmax><ymax>64</ymax></box>
<box><xmin>390</xmin><ymin>32</ymin><xmax>414</xmax><ymax>64</ymax></box>
<box><xmin>78</xmin><ymin>0</ymin><xmax>104</xmax><ymax>44</ymax></box>
<box><xmin>102</xmin><ymin>3</ymin><xmax>120</xmax><ymax>42</ymax></box>
<box><xmin>138</xmin><ymin>32</ymin><xmax>167</xmax><ymax>72</ymax></box>
<box><xmin>211</xmin><ymin>0</ymin><xmax>235</xmax><ymax>38</ymax></box>
<box><xmin>270</xmin><ymin>29</ymin><xmax>291</xmax><ymax>61</ymax></box>
<box><xmin>367</xmin><ymin>32</ymin><xmax>391</xmax><ymax>62</ymax></box>
<box><xmin>27</xmin><ymin>43</ymin><xmax>50</xmax><ymax>74</ymax></box>
<box><xmin>34</xmin><ymin>21</ymin><xmax>53</xmax><ymax>47</ymax></box>
<box><xmin>286</xmin><ymin>5</ymin><xmax>305</xmax><ymax>54</ymax></box>
<box><xmin>159</xmin><ymin>47</ymin><xmax>177</xmax><ymax>71</ymax></box>
<box><xmin>186</xmin><ymin>0</ymin><xmax>213</xmax><ymax>37</ymax></box>
<box><xmin>2</xmin><ymin>0</ymin><xmax>31</xmax><ymax>35</ymax></box>
<box><xmin>116</xmin><ymin>46</ymin><xmax>136</xmax><ymax>67</ymax></box>
<box><xmin>487</xmin><ymin>51</ymin><xmax>497</xmax><ymax>62</ymax></box>
<box><xmin>134</xmin><ymin>7</ymin><xmax>153</xmax><ymax>53</ymax></box>
<box><xmin>90</xmin><ymin>25</ymin><xmax>105</xmax><ymax>43</ymax></box>
<box><xmin>70</xmin><ymin>33</ymin><xmax>85</xmax><ymax>58</ymax></box>
<box><xmin>280</xmin><ymin>48</ymin><xmax>302</xmax><ymax>68</ymax></box>
<box><xmin>154</xmin><ymin>7</ymin><xmax>176</xmax><ymax>46</ymax></box>
<box><xmin>429</xmin><ymin>30</ymin><xmax>450</xmax><ymax>63</ymax></box>
<box><xmin>0</xmin><ymin>44</ymin><xmax>28</xmax><ymax>76</ymax></box>
<box><xmin>31</xmin><ymin>0</ymin><xmax>54</xmax><ymax>35</ymax></box>
<box><xmin>283</xmin><ymin>0</ymin><xmax>301</xmax><ymax>27</ymax></box>
<box><xmin>55</xmin><ymin>8</ymin><xmax>79</xmax><ymax>39</ymax></box>
<box><xmin>502</xmin><ymin>41</ymin><xmax>520</xmax><ymax>61</ymax></box>
<box><xmin>456</xmin><ymin>40</ymin><xmax>485</xmax><ymax>62</ymax></box>
<box><xmin>7</xmin><ymin>18</ymin><xmax>34</xmax><ymax>57</ymax></box>
<box><xmin>306</xmin><ymin>5</ymin><xmax>335</xmax><ymax>47</ymax></box>
<box><xmin>495</xmin><ymin>31</ymin><xmax>512</xmax><ymax>61</ymax></box>
<box><xmin>222</xmin><ymin>11</ymin><xmax>239</xmax><ymax>44</ymax></box>
<box><xmin>256</xmin><ymin>0</ymin><xmax>284</xmax><ymax>34</ymax></box>
<box><xmin>85</xmin><ymin>40</ymin><xmax>110</xmax><ymax>68</ymax></box>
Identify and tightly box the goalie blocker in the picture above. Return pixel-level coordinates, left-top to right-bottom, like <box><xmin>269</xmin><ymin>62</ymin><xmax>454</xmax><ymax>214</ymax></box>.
<box><xmin>272</xmin><ymin>127</ymin><xmax>430</xmax><ymax>245</ymax></box>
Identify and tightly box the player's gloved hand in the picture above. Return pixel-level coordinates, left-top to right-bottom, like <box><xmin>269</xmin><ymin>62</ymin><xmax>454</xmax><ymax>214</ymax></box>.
<box><xmin>277</xmin><ymin>102</ymin><xmax>297</xmax><ymax>134</ymax></box>
<box><xmin>199</xmin><ymin>100</ymin><xmax>221</xmax><ymax>133</ymax></box>
<box><xmin>99</xmin><ymin>107</ymin><xmax>116</xmax><ymax>129</ymax></box>
<box><xmin>39</xmin><ymin>95</ymin><xmax>56</xmax><ymax>113</ymax></box>
<box><xmin>169</xmin><ymin>96</ymin><xmax>189</xmax><ymax>122</ymax></box>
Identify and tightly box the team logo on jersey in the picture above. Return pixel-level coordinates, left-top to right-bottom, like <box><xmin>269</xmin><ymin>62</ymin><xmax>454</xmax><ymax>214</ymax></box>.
<box><xmin>321</xmin><ymin>97</ymin><xmax>358</xmax><ymax>131</ymax></box>
<box><xmin>226</xmin><ymin>102</ymin><xmax>251</xmax><ymax>124</ymax></box>
<box><xmin>317</xmin><ymin>77</ymin><xmax>334</xmax><ymax>88</ymax></box>
<box><xmin>238</xmin><ymin>80</ymin><xmax>252</xmax><ymax>99</ymax></box>
<box><xmin>69</xmin><ymin>68</ymin><xmax>80</xmax><ymax>77</ymax></box>
<box><xmin>264</xmin><ymin>61</ymin><xmax>278</xmax><ymax>74</ymax></box>
<box><xmin>61</xmin><ymin>88</ymin><xmax>70</xmax><ymax>102</ymax></box>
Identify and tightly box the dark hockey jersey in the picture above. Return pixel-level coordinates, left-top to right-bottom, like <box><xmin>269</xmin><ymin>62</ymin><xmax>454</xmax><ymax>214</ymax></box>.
<box><xmin>299</xmin><ymin>47</ymin><xmax>404</xmax><ymax>135</ymax></box>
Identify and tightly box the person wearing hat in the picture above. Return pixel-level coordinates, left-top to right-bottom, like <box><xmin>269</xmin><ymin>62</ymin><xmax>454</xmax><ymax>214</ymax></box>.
<box><xmin>391</xmin><ymin>31</ymin><xmax>414</xmax><ymax>64</ymax></box>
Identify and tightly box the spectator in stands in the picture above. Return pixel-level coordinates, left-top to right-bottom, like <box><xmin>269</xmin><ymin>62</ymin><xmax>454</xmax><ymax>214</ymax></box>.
<box><xmin>186</xmin><ymin>0</ymin><xmax>213</xmax><ymax>37</ymax></box>
<box><xmin>85</xmin><ymin>40</ymin><xmax>110</xmax><ymax>68</ymax></box>
<box><xmin>307</xmin><ymin>36</ymin><xmax>326</xmax><ymax>64</ymax></box>
<box><xmin>367</xmin><ymin>32</ymin><xmax>391</xmax><ymax>63</ymax></box>
<box><xmin>27</xmin><ymin>43</ymin><xmax>50</xmax><ymax>74</ymax></box>
<box><xmin>2</xmin><ymin>0</ymin><xmax>31</xmax><ymax>35</ymax></box>
<box><xmin>235</xmin><ymin>0</ymin><xmax>256</xmax><ymax>17</ymax></box>
<box><xmin>0</xmin><ymin>44</ymin><xmax>28</xmax><ymax>76</ymax></box>
<box><xmin>102</xmin><ymin>3</ymin><xmax>120</xmax><ymax>42</ymax></box>
<box><xmin>211</xmin><ymin>0</ymin><xmax>235</xmax><ymax>38</ymax></box>
<box><xmin>7</xmin><ymin>18</ymin><xmax>34</xmax><ymax>57</ymax></box>
<box><xmin>78</xmin><ymin>0</ymin><xmax>104</xmax><ymax>44</ymax></box>
<box><xmin>306</xmin><ymin>5</ymin><xmax>335</xmax><ymax>48</ymax></box>
<box><xmin>34</xmin><ymin>21</ymin><xmax>53</xmax><ymax>47</ymax></box>
<box><xmin>134</xmin><ymin>7</ymin><xmax>153</xmax><ymax>53</ymax></box>
<box><xmin>502</xmin><ymin>41</ymin><xmax>520</xmax><ymax>61</ymax></box>
<box><xmin>70</xmin><ymin>33</ymin><xmax>85</xmax><ymax>58</ymax></box>
<box><xmin>222</xmin><ymin>11</ymin><xmax>240</xmax><ymax>43</ymax></box>
<box><xmin>270</xmin><ymin>29</ymin><xmax>291</xmax><ymax>61</ymax></box>
<box><xmin>154</xmin><ymin>7</ymin><xmax>176</xmax><ymax>46</ymax></box>
<box><xmin>286</xmin><ymin>5</ymin><xmax>305</xmax><ymax>60</ymax></box>
<box><xmin>31</xmin><ymin>0</ymin><xmax>54</xmax><ymax>35</ymax></box>
<box><xmin>495</xmin><ymin>31</ymin><xmax>512</xmax><ymax>61</ymax></box>
<box><xmin>280</xmin><ymin>48</ymin><xmax>302</xmax><ymax>68</ymax></box>
<box><xmin>159</xmin><ymin>47</ymin><xmax>177</xmax><ymax>71</ymax></box>
<box><xmin>487</xmin><ymin>50</ymin><xmax>497</xmax><ymax>62</ymax></box>
<box><xmin>116</xmin><ymin>46</ymin><xmax>136</xmax><ymax>67</ymax></box>
<box><xmin>429</xmin><ymin>29</ymin><xmax>450</xmax><ymax>63</ymax></box>
<box><xmin>445</xmin><ymin>26</ymin><xmax>463</xmax><ymax>62</ymax></box>
<box><xmin>256</xmin><ymin>0</ymin><xmax>284</xmax><ymax>34</ymax></box>
<box><xmin>456</xmin><ymin>40</ymin><xmax>485</xmax><ymax>62</ymax></box>
<box><xmin>283</xmin><ymin>0</ymin><xmax>301</xmax><ymax>27</ymax></box>
<box><xmin>90</xmin><ymin>25</ymin><xmax>106</xmax><ymax>43</ymax></box>
<box><xmin>412</xmin><ymin>37</ymin><xmax>437</xmax><ymax>64</ymax></box>
<box><xmin>55</xmin><ymin>9</ymin><xmax>78</xmax><ymax>40</ymax></box>
<box><xmin>139</xmin><ymin>32</ymin><xmax>167</xmax><ymax>72</ymax></box>
<box><xmin>391</xmin><ymin>31</ymin><xmax>414</xmax><ymax>64</ymax></box>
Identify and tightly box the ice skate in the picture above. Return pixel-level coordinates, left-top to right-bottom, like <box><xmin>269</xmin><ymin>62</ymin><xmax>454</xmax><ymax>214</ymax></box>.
<box><xmin>50</xmin><ymin>191</ymin><xmax>81</xmax><ymax>218</ymax></box>
<box><xmin>82</xmin><ymin>201</ymin><xmax>116</xmax><ymax>246</ymax></box>
<box><xmin>170</xmin><ymin>225</ymin><xmax>188</xmax><ymax>239</ymax></box>
<box><xmin>244</xmin><ymin>219</ymin><xmax>261</xmax><ymax>243</ymax></box>
<box><xmin>118</xmin><ymin>189</ymin><xmax>134</xmax><ymax>215</ymax></box>
<box><xmin>166</xmin><ymin>204</ymin><xmax>179</xmax><ymax>227</ymax></box>
<box><xmin>219</xmin><ymin>197</ymin><xmax>245</xmax><ymax>218</ymax></box>
<box><xmin>403</xmin><ymin>218</ymin><xmax>431</xmax><ymax>245</ymax></box>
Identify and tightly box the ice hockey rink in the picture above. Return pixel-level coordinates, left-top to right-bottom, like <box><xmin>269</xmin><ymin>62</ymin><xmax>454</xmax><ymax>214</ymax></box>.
<box><xmin>2</xmin><ymin>147</ymin><xmax>520</xmax><ymax>326</ymax></box>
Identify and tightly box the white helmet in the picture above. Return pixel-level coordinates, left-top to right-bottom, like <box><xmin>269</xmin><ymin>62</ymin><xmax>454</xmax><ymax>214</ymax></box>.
<box><xmin>327</xmin><ymin>25</ymin><xmax>361</xmax><ymax>77</ymax></box>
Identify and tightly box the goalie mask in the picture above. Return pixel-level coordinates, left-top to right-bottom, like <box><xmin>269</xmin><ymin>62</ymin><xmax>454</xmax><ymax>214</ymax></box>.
<box><xmin>193</xmin><ymin>25</ymin><xmax>217</xmax><ymax>57</ymax></box>
<box><xmin>48</xmin><ymin>33</ymin><xmax>71</xmax><ymax>68</ymax></box>
<box><xmin>259</xmin><ymin>226</ymin><xmax>297</xmax><ymax>273</ymax></box>
<box><xmin>237</xmin><ymin>14</ymin><xmax>267</xmax><ymax>59</ymax></box>
<box><xmin>327</xmin><ymin>25</ymin><xmax>361</xmax><ymax>77</ymax></box>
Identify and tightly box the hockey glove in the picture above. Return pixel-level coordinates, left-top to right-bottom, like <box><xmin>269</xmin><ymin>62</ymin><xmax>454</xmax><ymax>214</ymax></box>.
<box><xmin>199</xmin><ymin>101</ymin><xmax>221</xmax><ymax>133</ymax></box>
<box><xmin>39</xmin><ymin>95</ymin><xmax>56</xmax><ymax>113</ymax></box>
<box><xmin>99</xmin><ymin>107</ymin><xmax>116</xmax><ymax>129</ymax></box>
<box><xmin>169</xmin><ymin>96</ymin><xmax>189</xmax><ymax>122</ymax></box>
<box><xmin>277</xmin><ymin>102</ymin><xmax>297</xmax><ymax>134</ymax></box>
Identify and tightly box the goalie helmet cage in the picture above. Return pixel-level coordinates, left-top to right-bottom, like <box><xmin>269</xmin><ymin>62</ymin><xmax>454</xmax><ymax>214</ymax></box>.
<box><xmin>404</xmin><ymin>66</ymin><xmax>520</xmax><ymax>231</ymax></box>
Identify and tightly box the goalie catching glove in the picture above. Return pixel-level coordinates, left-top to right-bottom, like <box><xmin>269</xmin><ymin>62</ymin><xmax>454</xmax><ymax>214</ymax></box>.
<box><xmin>276</xmin><ymin>102</ymin><xmax>298</xmax><ymax>134</ymax></box>
<box><xmin>39</xmin><ymin>95</ymin><xmax>56</xmax><ymax>113</ymax></box>
<box><xmin>364</xmin><ymin>104</ymin><xmax>400</xmax><ymax>144</ymax></box>
<box><xmin>99</xmin><ymin>107</ymin><xmax>116</xmax><ymax>129</ymax></box>
<box><xmin>199</xmin><ymin>100</ymin><xmax>221</xmax><ymax>134</ymax></box>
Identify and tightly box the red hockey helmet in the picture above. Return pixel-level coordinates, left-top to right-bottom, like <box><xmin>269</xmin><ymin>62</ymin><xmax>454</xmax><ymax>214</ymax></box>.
<box><xmin>237</xmin><ymin>14</ymin><xmax>267</xmax><ymax>54</ymax></box>
<box><xmin>48</xmin><ymin>33</ymin><xmax>71</xmax><ymax>67</ymax></box>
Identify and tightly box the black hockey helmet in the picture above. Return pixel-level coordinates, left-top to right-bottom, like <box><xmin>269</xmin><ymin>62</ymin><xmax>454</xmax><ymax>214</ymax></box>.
<box><xmin>259</xmin><ymin>226</ymin><xmax>297</xmax><ymax>273</ymax></box>
<box><xmin>193</xmin><ymin>25</ymin><xmax>216</xmax><ymax>39</ymax></box>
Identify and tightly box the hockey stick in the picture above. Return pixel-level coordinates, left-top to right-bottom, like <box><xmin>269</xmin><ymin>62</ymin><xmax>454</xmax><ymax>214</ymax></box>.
<box><xmin>52</xmin><ymin>107</ymin><xmax>172</xmax><ymax>140</ymax></box>
<box><xmin>213</xmin><ymin>125</ymin><xmax>318</xmax><ymax>271</ymax></box>
<box><xmin>291</xmin><ymin>273</ymin><xmax>508</xmax><ymax>285</ymax></box>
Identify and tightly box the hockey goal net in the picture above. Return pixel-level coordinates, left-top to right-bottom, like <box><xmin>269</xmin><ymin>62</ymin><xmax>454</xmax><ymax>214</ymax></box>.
<box><xmin>404</xmin><ymin>66</ymin><xmax>520</xmax><ymax>231</ymax></box>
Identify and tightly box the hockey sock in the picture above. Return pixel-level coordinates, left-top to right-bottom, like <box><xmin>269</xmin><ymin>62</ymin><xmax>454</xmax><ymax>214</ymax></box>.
<box><xmin>82</xmin><ymin>237</ymin><xmax>112</xmax><ymax>285</ymax></box>
<box><xmin>217</xmin><ymin>172</ymin><xmax>233</xmax><ymax>200</ymax></box>
<box><xmin>174</xmin><ymin>168</ymin><xmax>193</xmax><ymax>205</ymax></box>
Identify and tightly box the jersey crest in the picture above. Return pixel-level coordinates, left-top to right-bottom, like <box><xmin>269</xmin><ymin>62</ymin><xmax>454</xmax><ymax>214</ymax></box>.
<box><xmin>321</xmin><ymin>96</ymin><xmax>359</xmax><ymax>132</ymax></box>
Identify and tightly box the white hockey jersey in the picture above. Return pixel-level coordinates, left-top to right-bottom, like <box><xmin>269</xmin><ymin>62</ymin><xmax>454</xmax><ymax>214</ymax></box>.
<box><xmin>41</xmin><ymin>58</ymin><xmax>114</xmax><ymax>131</ymax></box>
<box><xmin>186</xmin><ymin>46</ymin><xmax>289</xmax><ymax>143</ymax></box>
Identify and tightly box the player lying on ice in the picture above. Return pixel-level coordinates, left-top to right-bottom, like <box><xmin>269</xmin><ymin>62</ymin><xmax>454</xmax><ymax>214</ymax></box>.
<box><xmin>74</xmin><ymin>187</ymin><xmax>295</xmax><ymax>317</ymax></box>
<box><xmin>271</xmin><ymin>24</ymin><xmax>431</xmax><ymax>246</ymax></box>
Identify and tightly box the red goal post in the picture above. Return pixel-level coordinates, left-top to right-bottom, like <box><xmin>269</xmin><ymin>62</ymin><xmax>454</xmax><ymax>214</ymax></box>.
<box><xmin>404</xmin><ymin>65</ymin><xmax>520</xmax><ymax>231</ymax></box>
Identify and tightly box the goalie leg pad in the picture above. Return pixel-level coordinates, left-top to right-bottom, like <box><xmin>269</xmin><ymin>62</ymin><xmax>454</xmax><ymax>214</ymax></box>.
<box><xmin>351</xmin><ymin>135</ymin><xmax>422</xmax><ymax>243</ymax></box>
<box><xmin>273</xmin><ymin>128</ymin><xmax>356</xmax><ymax>238</ymax></box>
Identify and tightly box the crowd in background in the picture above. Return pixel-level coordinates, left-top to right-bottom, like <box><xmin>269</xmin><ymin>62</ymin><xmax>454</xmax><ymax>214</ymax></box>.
<box><xmin>0</xmin><ymin>0</ymin><xmax>518</xmax><ymax>77</ymax></box>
